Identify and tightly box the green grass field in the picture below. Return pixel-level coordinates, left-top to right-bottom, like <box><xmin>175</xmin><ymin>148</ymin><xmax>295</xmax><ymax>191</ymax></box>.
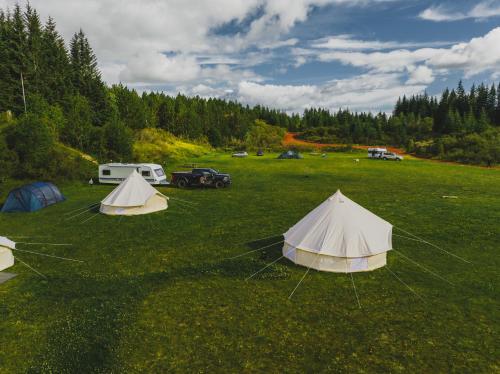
<box><xmin>0</xmin><ymin>152</ymin><xmax>498</xmax><ymax>373</ymax></box>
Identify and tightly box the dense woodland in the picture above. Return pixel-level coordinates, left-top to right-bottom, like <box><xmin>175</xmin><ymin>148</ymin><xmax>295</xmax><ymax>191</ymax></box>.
<box><xmin>0</xmin><ymin>4</ymin><xmax>498</xmax><ymax>181</ymax></box>
<box><xmin>299</xmin><ymin>83</ymin><xmax>500</xmax><ymax>164</ymax></box>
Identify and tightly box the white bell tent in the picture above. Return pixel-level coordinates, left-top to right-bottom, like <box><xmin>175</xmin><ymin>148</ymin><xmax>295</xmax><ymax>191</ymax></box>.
<box><xmin>0</xmin><ymin>236</ymin><xmax>15</xmax><ymax>272</ymax></box>
<box><xmin>283</xmin><ymin>190</ymin><xmax>392</xmax><ymax>273</ymax></box>
<box><xmin>100</xmin><ymin>170</ymin><xmax>168</xmax><ymax>216</ymax></box>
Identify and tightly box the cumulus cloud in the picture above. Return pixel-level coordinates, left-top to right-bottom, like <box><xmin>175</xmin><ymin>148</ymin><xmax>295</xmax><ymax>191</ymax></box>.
<box><xmin>407</xmin><ymin>65</ymin><xmax>434</xmax><ymax>85</ymax></box>
<box><xmin>419</xmin><ymin>1</ymin><xmax>500</xmax><ymax>22</ymax></box>
<box><xmin>238</xmin><ymin>73</ymin><xmax>426</xmax><ymax>113</ymax></box>
<box><xmin>119</xmin><ymin>53</ymin><xmax>201</xmax><ymax>84</ymax></box>
<box><xmin>318</xmin><ymin>28</ymin><xmax>500</xmax><ymax>78</ymax></box>
<box><xmin>312</xmin><ymin>34</ymin><xmax>452</xmax><ymax>50</ymax></box>
<box><xmin>3</xmin><ymin>0</ymin><xmax>388</xmax><ymax>88</ymax></box>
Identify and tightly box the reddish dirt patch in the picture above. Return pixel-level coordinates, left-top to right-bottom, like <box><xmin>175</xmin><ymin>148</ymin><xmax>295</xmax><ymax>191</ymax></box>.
<box><xmin>283</xmin><ymin>132</ymin><xmax>406</xmax><ymax>154</ymax></box>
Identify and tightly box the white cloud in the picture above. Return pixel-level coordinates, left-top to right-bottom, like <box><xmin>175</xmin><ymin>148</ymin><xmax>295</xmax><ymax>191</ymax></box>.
<box><xmin>318</xmin><ymin>28</ymin><xmax>500</xmax><ymax>78</ymax></box>
<box><xmin>312</xmin><ymin>34</ymin><xmax>452</xmax><ymax>50</ymax></box>
<box><xmin>318</xmin><ymin>48</ymin><xmax>440</xmax><ymax>72</ymax></box>
<box><xmin>238</xmin><ymin>73</ymin><xmax>426</xmax><ymax>113</ymax></box>
<box><xmin>119</xmin><ymin>53</ymin><xmax>201</xmax><ymax>84</ymax></box>
<box><xmin>419</xmin><ymin>1</ymin><xmax>500</xmax><ymax>22</ymax></box>
<box><xmin>1</xmin><ymin>0</ymin><xmax>400</xmax><ymax>86</ymax></box>
<box><xmin>407</xmin><ymin>65</ymin><xmax>434</xmax><ymax>84</ymax></box>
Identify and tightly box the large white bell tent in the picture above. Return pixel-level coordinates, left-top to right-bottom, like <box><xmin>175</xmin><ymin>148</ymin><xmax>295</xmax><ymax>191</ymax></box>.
<box><xmin>283</xmin><ymin>190</ymin><xmax>392</xmax><ymax>273</ymax></box>
<box><xmin>0</xmin><ymin>236</ymin><xmax>15</xmax><ymax>272</ymax></box>
<box><xmin>100</xmin><ymin>170</ymin><xmax>168</xmax><ymax>216</ymax></box>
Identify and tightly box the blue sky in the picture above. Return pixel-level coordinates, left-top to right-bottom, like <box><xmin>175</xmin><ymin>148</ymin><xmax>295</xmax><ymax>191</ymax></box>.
<box><xmin>3</xmin><ymin>0</ymin><xmax>500</xmax><ymax>113</ymax></box>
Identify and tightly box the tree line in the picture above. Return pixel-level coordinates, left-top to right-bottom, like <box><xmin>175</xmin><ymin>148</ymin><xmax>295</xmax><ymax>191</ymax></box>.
<box><xmin>298</xmin><ymin>81</ymin><xmax>499</xmax><ymax>164</ymax></box>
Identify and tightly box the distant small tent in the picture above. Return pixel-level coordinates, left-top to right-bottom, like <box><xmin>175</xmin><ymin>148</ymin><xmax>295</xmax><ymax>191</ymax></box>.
<box><xmin>100</xmin><ymin>170</ymin><xmax>168</xmax><ymax>216</ymax></box>
<box><xmin>278</xmin><ymin>150</ymin><xmax>303</xmax><ymax>159</ymax></box>
<box><xmin>1</xmin><ymin>182</ymin><xmax>65</xmax><ymax>213</ymax></box>
<box><xmin>283</xmin><ymin>190</ymin><xmax>392</xmax><ymax>273</ymax></box>
<box><xmin>0</xmin><ymin>236</ymin><xmax>15</xmax><ymax>272</ymax></box>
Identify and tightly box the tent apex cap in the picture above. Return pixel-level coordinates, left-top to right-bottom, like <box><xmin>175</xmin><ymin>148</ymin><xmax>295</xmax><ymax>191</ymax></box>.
<box><xmin>329</xmin><ymin>189</ymin><xmax>343</xmax><ymax>200</ymax></box>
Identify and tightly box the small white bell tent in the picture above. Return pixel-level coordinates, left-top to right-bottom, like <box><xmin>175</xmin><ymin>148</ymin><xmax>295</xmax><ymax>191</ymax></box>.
<box><xmin>283</xmin><ymin>190</ymin><xmax>392</xmax><ymax>273</ymax></box>
<box><xmin>0</xmin><ymin>236</ymin><xmax>15</xmax><ymax>272</ymax></box>
<box><xmin>100</xmin><ymin>170</ymin><xmax>168</xmax><ymax>216</ymax></box>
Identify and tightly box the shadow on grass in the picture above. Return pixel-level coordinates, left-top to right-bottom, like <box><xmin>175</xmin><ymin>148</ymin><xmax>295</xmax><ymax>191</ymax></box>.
<box><xmin>20</xmin><ymin>250</ymin><xmax>290</xmax><ymax>372</ymax></box>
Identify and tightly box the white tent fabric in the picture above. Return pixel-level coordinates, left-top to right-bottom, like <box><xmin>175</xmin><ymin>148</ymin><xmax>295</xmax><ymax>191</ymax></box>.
<box><xmin>100</xmin><ymin>170</ymin><xmax>168</xmax><ymax>215</ymax></box>
<box><xmin>0</xmin><ymin>236</ymin><xmax>15</xmax><ymax>272</ymax></box>
<box><xmin>283</xmin><ymin>190</ymin><xmax>392</xmax><ymax>273</ymax></box>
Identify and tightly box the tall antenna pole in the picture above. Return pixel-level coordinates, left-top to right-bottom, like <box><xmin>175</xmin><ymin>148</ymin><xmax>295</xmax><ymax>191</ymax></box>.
<box><xmin>20</xmin><ymin>72</ymin><xmax>27</xmax><ymax>114</ymax></box>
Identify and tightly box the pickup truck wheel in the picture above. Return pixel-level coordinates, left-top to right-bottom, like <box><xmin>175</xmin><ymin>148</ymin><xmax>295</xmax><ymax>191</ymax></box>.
<box><xmin>177</xmin><ymin>179</ymin><xmax>188</xmax><ymax>188</ymax></box>
<box><xmin>215</xmin><ymin>180</ymin><xmax>224</xmax><ymax>189</ymax></box>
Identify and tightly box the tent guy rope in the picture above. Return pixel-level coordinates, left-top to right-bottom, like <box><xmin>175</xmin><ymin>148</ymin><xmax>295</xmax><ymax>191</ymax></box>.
<box><xmin>288</xmin><ymin>254</ymin><xmax>319</xmax><ymax>299</ymax></box>
<box><xmin>226</xmin><ymin>240</ymin><xmax>284</xmax><ymax>260</ymax></box>
<box><xmin>12</xmin><ymin>248</ymin><xmax>83</xmax><ymax>263</ymax></box>
<box><xmin>245</xmin><ymin>247</ymin><xmax>295</xmax><ymax>281</ymax></box>
<box><xmin>15</xmin><ymin>256</ymin><xmax>47</xmax><ymax>278</ymax></box>
<box><xmin>63</xmin><ymin>202</ymin><xmax>100</xmax><ymax>216</ymax></box>
<box><xmin>393</xmin><ymin>228</ymin><xmax>471</xmax><ymax>264</ymax></box>
<box><xmin>17</xmin><ymin>242</ymin><xmax>72</xmax><ymax>246</ymax></box>
<box><xmin>393</xmin><ymin>249</ymin><xmax>454</xmax><ymax>286</ymax></box>
<box><xmin>385</xmin><ymin>266</ymin><xmax>425</xmax><ymax>303</ymax></box>
<box><xmin>349</xmin><ymin>272</ymin><xmax>362</xmax><ymax>309</ymax></box>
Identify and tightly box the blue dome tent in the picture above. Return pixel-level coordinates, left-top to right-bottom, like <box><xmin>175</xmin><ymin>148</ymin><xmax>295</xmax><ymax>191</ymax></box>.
<box><xmin>1</xmin><ymin>182</ymin><xmax>65</xmax><ymax>213</ymax></box>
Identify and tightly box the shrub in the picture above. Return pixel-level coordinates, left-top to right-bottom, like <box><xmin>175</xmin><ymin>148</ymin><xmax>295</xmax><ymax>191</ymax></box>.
<box><xmin>5</xmin><ymin>114</ymin><xmax>56</xmax><ymax>178</ymax></box>
<box><xmin>245</xmin><ymin>120</ymin><xmax>286</xmax><ymax>150</ymax></box>
<box><xmin>133</xmin><ymin>128</ymin><xmax>211</xmax><ymax>163</ymax></box>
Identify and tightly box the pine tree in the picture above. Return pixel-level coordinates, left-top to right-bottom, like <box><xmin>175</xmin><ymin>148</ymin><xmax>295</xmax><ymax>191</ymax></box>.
<box><xmin>496</xmin><ymin>82</ymin><xmax>500</xmax><ymax>126</ymax></box>
<box><xmin>62</xmin><ymin>94</ymin><xmax>93</xmax><ymax>151</ymax></box>
<box><xmin>40</xmin><ymin>17</ymin><xmax>72</xmax><ymax>103</ymax></box>
<box><xmin>102</xmin><ymin>116</ymin><xmax>133</xmax><ymax>161</ymax></box>
<box><xmin>1</xmin><ymin>5</ymin><xmax>28</xmax><ymax>114</ymax></box>
<box><xmin>476</xmin><ymin>83</ymin><xmax>489</xmax><ymax>118</ymax></box>
<box><xmin>486</xmin><ymin>84</ymin><xmax>497</xmax><ymax>123</ymax></box>
<box><xmin>476</xmin><ymin>108</ymin><xmax>490</xmax><ymax>133</ymax></box>
<box><xmin>70</xmin><ymin>29</ymin><xmax>109</xmax><ymax>125</ymax></box>
<box><xmin>24</xmin><ymin>4</ymin><xmax>43</xmax><ymax>97</ymax></box>
<box><xmin>464</xmin><ymin>107</ymin><xmax>476</xmax><ymax>133</ymax></box>
<box><xmin>456</xmin><ymin>80</ymin><xmax>467</xmax><ymax>116</ymax></box>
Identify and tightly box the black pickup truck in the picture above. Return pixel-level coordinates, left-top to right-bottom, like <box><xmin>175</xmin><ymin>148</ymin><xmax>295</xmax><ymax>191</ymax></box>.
<box><xmin>171</xmin><ymin>168</ymin><xmax>231</xmax><ymax>188</ymax></box>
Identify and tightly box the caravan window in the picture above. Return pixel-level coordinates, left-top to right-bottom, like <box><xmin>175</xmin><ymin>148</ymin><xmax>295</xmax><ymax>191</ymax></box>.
<box><xmin>155</xmin><ymin>168</ymin><xmax>165</xmax><ymax>177</ymax></box>
<box><xmin>102</xmin><ymin>169</ymin><xmax>111</xmax><ymax>176</ymax></box>
<box><xmin>141</xmin><ymin>170</ymin><xmax>151</xmax><ymax>177</ymax></box>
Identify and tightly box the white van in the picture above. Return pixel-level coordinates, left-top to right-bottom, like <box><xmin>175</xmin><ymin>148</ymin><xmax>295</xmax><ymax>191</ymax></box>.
<box><xmin>367</xmin><ymin>148</ymin><xmax>387</xmax><ymax>159</ymax></box>
<box><xmin>98</xmin><ymin>163</ymin><xmax>168</xmax><ymax>185</ymax></box>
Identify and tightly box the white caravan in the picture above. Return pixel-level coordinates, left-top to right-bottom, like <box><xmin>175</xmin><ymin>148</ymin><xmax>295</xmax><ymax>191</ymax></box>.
<box><xmin>98</xmin><ymin>163</ymin><xmax>168</xmax><ymax>185</ymax></box>
<box><xmin>367</xmin><ymin>148</ymin><xmax>387</xmax><ymax>159</ymax></box>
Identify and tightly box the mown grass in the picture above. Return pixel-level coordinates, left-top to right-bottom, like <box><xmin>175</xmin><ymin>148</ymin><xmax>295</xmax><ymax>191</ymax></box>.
<box><xmin>0</xmin><ymin>152</ymin><xmax>498</xmax><ymax>373</ymax></box>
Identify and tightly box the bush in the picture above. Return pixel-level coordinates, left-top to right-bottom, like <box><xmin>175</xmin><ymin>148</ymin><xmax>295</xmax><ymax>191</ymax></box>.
<box><xmin>0</xmin><ymin>134</ymin><xmax>18</xmax><ymax>180</ymax></box>
<box><xmin>5</xmin><ymin>113</ymin><xmax>55</xmax><ymax>178</ymax></box>
<box><xmin>102</xmin><ymin>117</ymin><xmax>133</xmax><ymax>162</ymax></box>
<box><xmin>412</xmin><ymin>128</ymin><xmax>499</xmax><ymax>165</ymax></box>
<box><xmin>133</xmin><ymin>128</ymin><xmax>211</xmax><ymax>163</ymax></box>
<box><xmin>245</xmin><ymin>120</ymin><xmax>286</xmax><ymax>150</ymax></box>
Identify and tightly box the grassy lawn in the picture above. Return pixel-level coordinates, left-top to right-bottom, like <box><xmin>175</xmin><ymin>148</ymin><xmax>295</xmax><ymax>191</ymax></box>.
<box><xmin>0</xmin><ymin>152</ymin><xmax>498</xmax><ymax>373</ymax></box>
